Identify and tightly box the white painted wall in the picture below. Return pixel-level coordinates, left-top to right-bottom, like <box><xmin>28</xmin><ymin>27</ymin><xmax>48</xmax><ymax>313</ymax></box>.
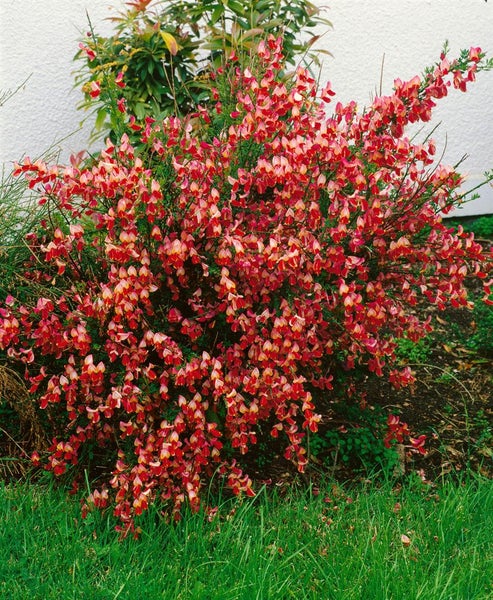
<box><xmin>314</xmin><ymin>0</ymin><xmax>493</xmax><ymax>216</ymax></box>
<box><xmin>1</xmin><ymin>0</ymin><xmax>492</xmax><ymax>215</ymax></box>
<box><xmin>0</xmin><ymin>0</ymin><xmax>114</xmax><ymax>164</ymax></box>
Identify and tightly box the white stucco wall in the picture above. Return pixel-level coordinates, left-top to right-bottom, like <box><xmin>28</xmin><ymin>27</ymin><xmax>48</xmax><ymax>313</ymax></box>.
<box><xmin>1</xmin><ymin>0</ymin><xmax>492</xmax><ymax>215</ymax></box>
<box><xmin>0</xmin><ymin>0</ymin><xmax>114</xmax><ymax>165</ymax></box>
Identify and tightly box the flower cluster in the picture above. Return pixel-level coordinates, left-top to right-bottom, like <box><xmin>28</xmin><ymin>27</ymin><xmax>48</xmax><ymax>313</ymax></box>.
<box><xmin>384</xmin><ymin>415</ymin><xmax>427</xmax><ymax>455</ymax></box>
<box><xmin>2</xmin><ymin>38</ymin><xmax>491</xmax><ymax>534</ymax></box>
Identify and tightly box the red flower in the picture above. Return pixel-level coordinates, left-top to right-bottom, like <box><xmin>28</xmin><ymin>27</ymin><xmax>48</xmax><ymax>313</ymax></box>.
<box><xmin>89</xmin><ymin>81</ymin><xmax>101</xmax><ymax>98</ymax></box>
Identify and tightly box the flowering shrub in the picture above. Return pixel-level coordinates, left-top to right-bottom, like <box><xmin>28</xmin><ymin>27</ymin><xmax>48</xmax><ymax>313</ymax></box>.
<box><xmin>2</xmin><ymin>38</ymin><xmax>492</xmax><ymax>535</ymax></box>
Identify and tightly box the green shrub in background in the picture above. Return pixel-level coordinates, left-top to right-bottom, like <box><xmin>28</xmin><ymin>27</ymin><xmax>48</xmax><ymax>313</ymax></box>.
<box><xmin>467</xmin><ymin>295</ymin><xmax>493</xmax><ymax>356</ymax></box>
<box><xmin>445</xmin><ymin>214</ymin><xmax>493</xmax><ymax>240</ymax></box>
<box><xmin>75</xmin><ymin>0</ymin><xmax>330</xmax><ymax>140</ymax></box>
<box><xmin>468</xmin><ymin>214</ymin><xmax>493</xmax><ymax>238</ymax></box>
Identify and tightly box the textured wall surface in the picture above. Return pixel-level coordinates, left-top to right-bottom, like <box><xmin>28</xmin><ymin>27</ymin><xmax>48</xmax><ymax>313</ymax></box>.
<box><xmin>0</xmin><ymin>1</ymin><xmax>113</xmax><ymax>164</ymax></box>
<box><xmin>1</xmin><ymin>0</ymin><xmax>492</xmax><ymax>215</ymax></box>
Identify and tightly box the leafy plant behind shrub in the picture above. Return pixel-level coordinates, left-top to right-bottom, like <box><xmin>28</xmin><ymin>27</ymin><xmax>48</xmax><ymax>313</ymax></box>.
<box><xmin>2</xmin><ymin>39</ymin><xmax>493</xmax><ymax>536</ymax></box>
<box><xmin>75</xmin><ymin>0</ymin><xmax>330</xmax><ymax>140</ymax></box>
<box><xmin>469</xmin><ymin>299</ymin><xmax>493</xmax><ymax>355</ymax></box>
<box><xmin>308</xmin><ymin>404</ymin><xmax>402</xmax><ymax>472</ymax></box>
<box><xmin>395</xmin><ymin>336</ymin><xmax>432</xmax><ymax>364</ymax></box>
<box><xmin>445</xmin><ymin>214</ymin><xmax>493</xmax><ymax>240</ymax></box>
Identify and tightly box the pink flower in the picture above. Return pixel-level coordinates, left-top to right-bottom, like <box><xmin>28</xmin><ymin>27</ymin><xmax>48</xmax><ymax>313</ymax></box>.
<box><xmin>78</xmin><ymin>42</ymin><xmax>96</xmax><ymax>61</ymax></box>
<box><xmin>89</xmin><ymin>81</ymin><xmax>101</xmax><ymax>98</ymax></box>
<box><xmin>468</xmin><ymin>47</ymin><xmax>482</xmax><ymax>63</ymax></box>
<box><xmin>115</xmin><ymin>71</ymin><xmax>125</xmax><ymax>88</ymax></box>
<box><xmin>410</xmin><ymin>435</ymin><xmax>427</xmax><ymax>455</ymax></box>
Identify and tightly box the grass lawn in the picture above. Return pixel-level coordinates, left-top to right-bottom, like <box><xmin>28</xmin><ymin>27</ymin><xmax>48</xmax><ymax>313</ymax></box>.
<box><xmin>1</xmin><ymin>475</ymin><xmax>492</xmax><ymax>599</ymax></box>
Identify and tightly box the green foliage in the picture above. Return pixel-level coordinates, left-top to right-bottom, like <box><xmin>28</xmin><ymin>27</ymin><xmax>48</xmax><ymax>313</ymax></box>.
<box><xmin>395</xmin><ymin>336</ymin><xmax>432</xmax><ymax>364</ymax></box>
<box><xmin>443</xmin><ymin>293</ymin><xmax>493</xmax><ymax>357</ymax></box>
<box><xmin>469</xmin><ymin>297</ymin><xmax>493</xmax><ymax>356</ymax></box>
<box><xmin>308</xmin><ymin>405</ymin><xmax>400</xmax><ymax>472</ymax></box>
<box><xmin>163</xmin><ymin>0</ymin><xmax>327</xmax><ymax>65</ymax></box>
<box><xmin>468</xmin><ymin>214</ymin><xmax>493</xmax><ymax>238</ymax></box>
<box><xmin>75</xmin><ymin>0</ymin><xmax>330</xmax><ymax>139</ymax></box>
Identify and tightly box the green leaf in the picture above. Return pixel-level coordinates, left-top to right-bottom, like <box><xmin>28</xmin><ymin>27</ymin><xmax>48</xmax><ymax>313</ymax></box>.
<box><xmin>210</xmin><ymin>4</ymin><xmax>225</xmax><ymax>26</ymax></box>
<box><xmin>94</xmin><ymin>108</ymin><xmax>108</xmax><ymax>131</ymax></box>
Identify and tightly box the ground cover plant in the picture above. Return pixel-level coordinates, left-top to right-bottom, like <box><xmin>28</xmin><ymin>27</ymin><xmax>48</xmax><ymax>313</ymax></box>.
<box><xmin>1</xmin><ymin>37</ymin><xmax>493</xmax><ymax>536</ymax></box>
<box><xmin>1</xmin><ymin>475</ymin><xmax>492</xmax><ymax>599</ymax></box>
